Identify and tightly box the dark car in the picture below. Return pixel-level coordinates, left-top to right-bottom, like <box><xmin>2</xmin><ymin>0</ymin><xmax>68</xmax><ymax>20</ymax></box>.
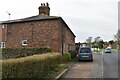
<box><xmin>104</xmin><ymin>48</ymin><xmax>111</xmax><ymax>53</ymax></box>
<box><xmin>77</xmin><ymin>46</ymin><xmax>93</xmax><ymax>62</ymax></box>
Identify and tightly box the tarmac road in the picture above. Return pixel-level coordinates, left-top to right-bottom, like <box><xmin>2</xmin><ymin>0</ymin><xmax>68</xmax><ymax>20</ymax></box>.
<box><xmin>61</xmin><ymin>52</ymin><xmax>103</xmax><ymax>79</ymax></box>
<box><xmin>103</xmin><ymin>50</ymin><xmax>118</xmax><ymax>78</ymax></box>
<box><xmin>60</xmin><ymin>50</ymin><xmax>119</xmax><ymax>80</ymax></box>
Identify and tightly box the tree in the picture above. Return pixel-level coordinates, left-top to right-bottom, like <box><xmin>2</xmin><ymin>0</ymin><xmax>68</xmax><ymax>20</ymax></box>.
<box><xmin>86</xmin><ymin>37</ymin><xmax>93</xmax><ymax>46</ymax></box>
<box><xmin>114</xmin><ymin>30</ymin><xmax>120</xmax><ymax>49</ymax></box>
<box><xmin>86</xmin><ymin>37</ymin><xmax>92</xmax><ymax>43</ymax></box>
<box><xmin>108</xmin><ymin>40</ymin><xmax>114</xmax><ymax>45</ymax></box>
<box><xmin>94</xmin><ymin>36</ymin><xmax>100</xmax><ymax>42</ymax></box>
<box><xmin>114</xmin><ymin>29</ymin><xmax>120</xmax><ymax>41</ymax></box>
<box><xmin>97</xmin><ymin>40</ymin><xmax>104</xmax><ymax>49</ymax></box>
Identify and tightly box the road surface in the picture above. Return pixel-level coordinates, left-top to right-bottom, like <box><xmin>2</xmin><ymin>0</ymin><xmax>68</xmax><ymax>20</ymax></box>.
<box><xmin>60</xmin><ymin>50</ymin><xmax>119</xmax><ymax>79</ymax></box>
<box><xmin>0</xmin><ymin>49</ymin><xmax>1</xmax><ymax>80</ymax></box>
<box><xmin>103</xmin><ymin>50</ymin><xmax>118</xmax><ymax>78</ymax></box>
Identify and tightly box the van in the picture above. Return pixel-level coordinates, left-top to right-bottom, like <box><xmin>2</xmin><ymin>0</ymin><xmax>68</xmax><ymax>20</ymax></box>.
<box><xmin>77</xmin><ymin>46</ymin><xmax>93</xmax><ymax>62</ymax></box>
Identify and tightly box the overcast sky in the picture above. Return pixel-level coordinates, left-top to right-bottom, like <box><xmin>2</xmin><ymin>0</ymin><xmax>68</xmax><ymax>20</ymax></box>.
<box><xmin>0</xmin><ymin>0</ymin><xmax>119</xmax><ymax>42</ymax></box>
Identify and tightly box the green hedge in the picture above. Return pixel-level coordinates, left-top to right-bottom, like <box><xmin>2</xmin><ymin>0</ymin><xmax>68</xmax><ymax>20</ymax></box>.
<box><xmin>2</xmin><ymin>53</ymin><xmax>63</xmax><ymax>78</ymax></box>
<box><xmin>68</xmin><ymin>50</ymin><xmax>77</xmax><ymax>59</ymax></box>
<box><xmin>63</xmin><ymin>52</ymin><xmax>71</xmax><ymax>62</ymax></box>
<box><xmin>2</xmin><ymin>48</ymin><xmax>52</xmax><ymax>59</ymax></box>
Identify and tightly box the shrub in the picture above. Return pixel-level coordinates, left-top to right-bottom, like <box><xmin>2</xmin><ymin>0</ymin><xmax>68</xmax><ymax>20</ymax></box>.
<box><xmin>2</xmin><ymin>53</ymin><xmax>63</xmax><ymax>78</ymax></box>
<box><xmin>75</xmin><ymin>46</ymin><xmax>79</xmax><ymax>51</ymax></box>
<box><xmin>68</xmin><ymin>50</ymin><xmax>77</xmax><ymax>59</ymax></box>
<box><xmin>63</xmin><ymin>52</ymin><xmax>71</xmax><ymax>62</ymax></box>
<box><xmin>2</xmin><ymin>47</ymin><xmax>52</xmax><ymax>59</ymax></box>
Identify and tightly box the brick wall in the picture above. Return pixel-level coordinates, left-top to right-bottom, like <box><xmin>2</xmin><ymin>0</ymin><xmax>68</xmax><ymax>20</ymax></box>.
<box><xmin>58</xmin><ymin>19</ymin><xmax>75</xmax><ymax>53</ymax></box>
<box><xmin>0</xmin><ymin>24</ymin><xmax>6</xmax><ymax>42</ymax></box>
<box><xmin>64</xmin><ymin>26</ymin><xmax>75</xmax><ymax>51</ymax></box>
<box><xmin>62</xmin><ymin>24</ymin><xmax>75</xmax><ymax>52</ymax></box>
<box><xmin>4</xmin><ymin>18</ymin><xmax>75</xmax><ymax>52</ymax></box>
<box><xmin>5</xmin><ymin>19</ymin><xmax>61</xmax><ymax>52</ymax></box>
<box><xmin>0</xmin><ymin>25</ymin><xmax>2</xmax><ymax>42</ymax></box>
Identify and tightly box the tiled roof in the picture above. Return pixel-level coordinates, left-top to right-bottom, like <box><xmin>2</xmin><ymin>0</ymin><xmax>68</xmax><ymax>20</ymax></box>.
<box><xmin>0</xmin><ymin>15</ymin><xmax>76</xmax><ymax>37</ymax></box>
<box><xmin>1</xmin><ymin>15</ymin><xmax>60</xmax><ymax>24</ymax></box>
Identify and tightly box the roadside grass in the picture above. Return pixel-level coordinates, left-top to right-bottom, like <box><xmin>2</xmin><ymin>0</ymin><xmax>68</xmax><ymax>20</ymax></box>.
<box><xmin>111</xmin><ymin>49</ymin><xmax>119</xmax><ymax>53</ymax></box>
<box><xmin>118</xmin><ymin>50</ymin><xmax>120</xmax><ymax>53</ymax></box>
<box><xmin>34</xmin><ymin>62</ymin><xmax>73</xmax><ymax>80</ymax></box>
<box><xmin>44</xmin><ymin>53</ymin><xmax>77</xmax><ymax>79</ymax></box>
<box><xmin>44</xmin><ymin>63</ymin><xmax>68</xmax><ymax>79</ymax></box>
<box><xmin>93</xmin><ymin>49</ymin><xmax>103</xmax><ymax>53</ymax></box>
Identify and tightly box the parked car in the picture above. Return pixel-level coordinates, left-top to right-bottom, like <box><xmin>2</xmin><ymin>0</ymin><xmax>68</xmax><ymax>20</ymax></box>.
<box><xmin>104</xmin><ymin>48</ymin><xmax>111</xmax><ymax>53</ymax></box>
<box><xmin>77</xmin><ymin>46</ymin><xmax>93</xmax><ymax>62</ymax></box>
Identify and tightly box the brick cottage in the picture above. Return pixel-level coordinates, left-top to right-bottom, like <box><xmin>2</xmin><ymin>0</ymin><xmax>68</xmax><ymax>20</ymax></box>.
<box><xmin>0</xmin><ymin>3</ymin><xmax>76</xmax><ymax>53</ymax></box>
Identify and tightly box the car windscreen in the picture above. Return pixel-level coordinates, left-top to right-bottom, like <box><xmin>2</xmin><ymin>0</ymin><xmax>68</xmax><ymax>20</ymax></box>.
<box><xmin>106</xmin><ymin>49</ymin><xmax>111</xmax><ymax>50</ymax></box>
<box><xmin>80</xmin><ymin>48</ymin><xmax>91</xmax><ymax>53</ymax></box>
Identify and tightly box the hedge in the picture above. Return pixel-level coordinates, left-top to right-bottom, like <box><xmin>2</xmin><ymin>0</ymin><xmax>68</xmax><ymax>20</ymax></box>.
<box><xmin>2</xmin><ymin>53</ymin><xmax>63</xmax><ymax>78</ymax></box>
<box><xmin>63</xmin><ymin>52</ymin><xmax>71</xmax><ymax>62</ymax></box>
<box><xmin>2</xmin><ymin>48</ymin><xmax>52</xmax><ymax>59</ymax></box>
<box><xmin>68</xmin><ymin>50</ymin><xmax>77</xmax><ymax>59</ymax></box>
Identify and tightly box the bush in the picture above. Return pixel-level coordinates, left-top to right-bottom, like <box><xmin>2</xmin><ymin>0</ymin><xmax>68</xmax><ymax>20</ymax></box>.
<box><xmin>63</xmin><ymin>52</ymin><xmax>71</xmax><ymax>62</ymax></box>
<box><xmin>68</xmin><ymin>50</ymin><xmax>77</xmax><ymax>59</ymax></box>
<box><xmin>2</xmin><ymin>53</ymin><xmax>63</xmax><ymax>78</ymax></box>
<box><xmin>75</xmin><ymin>46</ymin><xmax>79</xmax><ymax>51</ymax></box>
<box><xmin>2</xmin><ymin>47</ymin><xmax>52</xmax><ymax>59</ymax></box>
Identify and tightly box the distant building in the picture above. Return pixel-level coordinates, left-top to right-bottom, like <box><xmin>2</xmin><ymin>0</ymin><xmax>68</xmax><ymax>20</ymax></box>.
<box><xmin>0</xmin><ymin>3</ymin><xmax>76</xmax><ymax>53</ymax></box>
<box><xmin>75</xmin><ymin>42</ymin><xmax>87</xmax><ymax>48</ymax></box>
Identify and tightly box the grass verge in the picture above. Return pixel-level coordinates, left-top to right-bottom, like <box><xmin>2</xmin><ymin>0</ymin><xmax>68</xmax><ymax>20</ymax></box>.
<box><xmin>44</xmin><ymin>64</ymin><xmax>68</xmax><ymax>79</ymax></box>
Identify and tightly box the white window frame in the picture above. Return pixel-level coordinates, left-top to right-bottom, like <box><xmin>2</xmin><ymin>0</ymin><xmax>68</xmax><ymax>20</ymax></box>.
<box><xmin>2</xmin><ymin>25</ymin><xmax>5</xmax><ymax>28</ymax></box>
<box><xmin>68</xmin><ymin>44</ymin><xmax>71</xmax><ymax>51</ymax></box>
<box><xmin>0</xmin><ymin>42</ymin><xmax>5</xmax><ymax>48</ymax></box>
<box><xmin>21</xmin><ymin>40</ymin><xmax>28</xmax><ymax>46</ymax></box>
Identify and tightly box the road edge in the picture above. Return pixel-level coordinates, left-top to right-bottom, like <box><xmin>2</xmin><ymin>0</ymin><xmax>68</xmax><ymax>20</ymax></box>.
<box><xmin>55</xmin><ymin>68</ymin><xmax>68</xmax><ymax>80</ymax></box>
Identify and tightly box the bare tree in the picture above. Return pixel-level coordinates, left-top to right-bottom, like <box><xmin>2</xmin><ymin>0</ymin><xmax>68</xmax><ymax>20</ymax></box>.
<box><xmin>94</xmin><ymin>36</ymin><xmax>100</xmax><ymax>42</ymax></box>
<box><xmin>114</xmin><ymin>29</ymin><xmax>120</xmax><ymax>41</ymax></box>
<box><xmin>86</xmin><ymin>37</ymin><xmax>93</xmax><ymax>43</ymax></box>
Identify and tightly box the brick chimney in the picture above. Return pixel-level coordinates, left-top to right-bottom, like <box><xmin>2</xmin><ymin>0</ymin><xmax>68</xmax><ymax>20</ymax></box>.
<box><xmin>38</xmin><ymin>2</ymin><xmax>50</xmax><ymax>16</ymax></box>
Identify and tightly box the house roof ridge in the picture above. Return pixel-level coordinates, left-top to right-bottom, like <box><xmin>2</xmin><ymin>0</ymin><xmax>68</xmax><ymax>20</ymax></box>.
<box><xmin>1</xmin><ymin>15</ymin><xmax>60</xmax><ymax>24</ymax></box>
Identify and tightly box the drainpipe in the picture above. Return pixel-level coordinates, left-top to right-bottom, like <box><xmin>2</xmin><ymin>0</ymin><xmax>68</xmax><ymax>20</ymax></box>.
<box><xmin>61</xmin><ymin>25</ymin><xmax>64</xmax><ymax>56</ymax></box>
<box><xmin>59</xmin><ymin>18</ymin><xmax>64</xmax><ymax>56</ymax></box>
<box><xmin>5</xmin><ymin>24</ymin><xmax>7</xmax><ymax>42</ymax></box>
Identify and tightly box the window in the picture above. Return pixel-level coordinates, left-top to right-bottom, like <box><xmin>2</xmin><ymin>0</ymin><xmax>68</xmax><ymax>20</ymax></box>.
<box><xmin>0</xmin><ymin>42</ymin><xmax>5</xmax><ymax>48</ymax></box>
<box><xmin>2</xmin><ymin>25</ymin><xmax>5</xmax><ymax>28</ymax></box>
<box><xmin>22</xmin><ymin>40</ymin><xmax>27</xmax><ymax>46</ymax></box>
<box><xmin>80</xmin><ymin>48</ymin><xmax>91</xmax><ymax>53</ymax></box>
<box><xmin>68</xmin><ymin>44</ymin><xmax>71</xmax><ymax>51</ymax></box>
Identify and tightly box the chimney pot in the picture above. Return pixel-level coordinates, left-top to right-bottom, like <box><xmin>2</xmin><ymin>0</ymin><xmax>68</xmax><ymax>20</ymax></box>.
<box><xmin>46</xmin><ymin>2</ymin><xmax>49</xmax><ymax>6</ymax></box>
<box><xmin>41</xmin><ymin>3</ymin><xmax>43</xmax><ymax>6</ymax></box>
<box><xmin>38</xmin><ymin>3</ymin><xmax>50</xmax><ymax>16</ymax></box>
<box><xmin>43</xmin><ymin>3</ymin><xmax>45</xmax><ymax>6</ymax></box>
